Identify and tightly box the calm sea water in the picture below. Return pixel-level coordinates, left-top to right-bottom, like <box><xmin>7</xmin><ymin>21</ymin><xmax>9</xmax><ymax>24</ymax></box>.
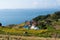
<box><xmin>0</xmin><ymin>9</ymin><xmax>59</xmax><ymax>26</ymax></box>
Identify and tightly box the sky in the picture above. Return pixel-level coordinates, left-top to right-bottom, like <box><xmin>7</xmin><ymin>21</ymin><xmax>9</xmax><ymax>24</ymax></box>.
<box><xmin>0</xmin><ymin>0</ymin><xmax>60</xmax><ymax>9</ymax></box>
<box><xmin>0</xmin><ymin>0</ymin><xmax>60</xmax><ymax>26</ymax></box>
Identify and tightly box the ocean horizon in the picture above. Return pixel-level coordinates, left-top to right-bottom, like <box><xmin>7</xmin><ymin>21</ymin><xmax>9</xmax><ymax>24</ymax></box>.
<box><xmin>0</xmin><ymin>9</ymin><xmax>59</xmax><ymax>26</ymax></box>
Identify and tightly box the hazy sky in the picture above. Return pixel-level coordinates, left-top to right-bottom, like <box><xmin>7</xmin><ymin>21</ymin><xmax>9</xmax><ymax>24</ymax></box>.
<box><xmin>0</xmin><ymin>0</ymin><xmax>60</xmax><ymax>9</ymax></box>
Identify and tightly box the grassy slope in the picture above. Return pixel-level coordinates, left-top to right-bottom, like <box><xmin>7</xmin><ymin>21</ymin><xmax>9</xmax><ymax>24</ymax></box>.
<box><xmin>0</xmin><ymin>26</ymin><xmax>60</xmax><ymax>38</ymax></box>
<box><xmin>0</xmin><ymin>11</ymin><xmax>60</xmax><ymax>38</ymax></box>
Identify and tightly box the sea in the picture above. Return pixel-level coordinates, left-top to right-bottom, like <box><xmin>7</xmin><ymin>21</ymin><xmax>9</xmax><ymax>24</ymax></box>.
<box><xmin>0</xmin><ymin>9</ymin><xmax>59</xmax><ymax>26</ymax></box>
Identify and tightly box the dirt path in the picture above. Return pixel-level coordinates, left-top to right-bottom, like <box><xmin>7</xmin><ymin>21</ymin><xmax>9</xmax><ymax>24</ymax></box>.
<box><xmin>0</xmin><ymin>34</ymin><xmax>60</xmax><ymax>40</ymax></box>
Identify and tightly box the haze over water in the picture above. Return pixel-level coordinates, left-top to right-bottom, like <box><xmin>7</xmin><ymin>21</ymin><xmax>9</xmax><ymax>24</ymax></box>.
<box><xmin>0</xmin><ymin>9</ymin><xmax>59</xmax><ymax>26</ymax></box>
<box><xmin>0</xmin><ymin>0</ymin><xmax>60</xmax><ymax>26</ymax></box>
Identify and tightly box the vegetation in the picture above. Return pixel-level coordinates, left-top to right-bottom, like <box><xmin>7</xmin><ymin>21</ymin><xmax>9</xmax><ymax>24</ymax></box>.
<box><xmin>0</xmin><ymin>26</ymin><xmax>60</xmax><ymax>38</ymax></box>
<box><xmin>0</xmin><ymin>11</ymin><xmax>60</xmax><ymax>38</ymax></box>
<box><xmin>0</xmin><ymin>23</ymin><xmax>2</xmax><ymax>26</ymax></box>
<box><xmin>33</xmin><ymin>11</ymin><xmax>60</xmax><ymax>30</ymax></box>
<box><xmin>33</xmin><ymin>11</ymin><xmax>60</xmax><ymax>21</ymax></box>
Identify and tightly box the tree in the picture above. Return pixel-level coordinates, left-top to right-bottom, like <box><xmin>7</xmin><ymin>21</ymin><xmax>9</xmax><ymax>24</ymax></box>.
<box><xmin>0</xmin><ymin>23</ymin><xmax>2</xmax><ymax>26</ymax></box>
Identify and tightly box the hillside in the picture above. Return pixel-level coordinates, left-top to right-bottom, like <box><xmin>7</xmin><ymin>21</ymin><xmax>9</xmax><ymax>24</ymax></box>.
<box><xmin>33</xmin><ymin>11</ymin><xmax>60</xmax><ymax>21</ymax></box>
<box><xmin>0</xmin><ymin>11</ymin><xmax>60</xmax><ymax>38</ymax></box>
<box><xmin>33</xmin><ymin>11</ymin><xmax>60</xmax><ymax>30</ymax></box>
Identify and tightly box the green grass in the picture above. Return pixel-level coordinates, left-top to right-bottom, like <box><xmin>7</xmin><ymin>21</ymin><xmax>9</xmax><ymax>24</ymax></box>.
<box><xmin>0</xmin><ymin>26</ymin><xmax>60</xmax><ymax>38</ymax></box>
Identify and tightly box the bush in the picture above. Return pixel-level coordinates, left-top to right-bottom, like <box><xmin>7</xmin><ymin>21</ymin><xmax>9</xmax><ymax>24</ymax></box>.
<box><xmin>0</xmin><ymin>27</ymin><xmax>60</xmax><ymax>38</ymax></box>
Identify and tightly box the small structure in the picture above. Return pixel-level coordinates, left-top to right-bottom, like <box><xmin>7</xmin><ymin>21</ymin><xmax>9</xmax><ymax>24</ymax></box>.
<box><xmin>30</xmin><ymin>20</ymin><xmax>39</xmax><ymax>30</ymax></box>
<box><xmin>24</xmin><ymin>21</ymin><xmax>31</xmax><ymax>29</ymax></box>
<box><xmin>24</xmin><ymin>20</ymin><xmax>39</xmax><ymax>30</ymax></box>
